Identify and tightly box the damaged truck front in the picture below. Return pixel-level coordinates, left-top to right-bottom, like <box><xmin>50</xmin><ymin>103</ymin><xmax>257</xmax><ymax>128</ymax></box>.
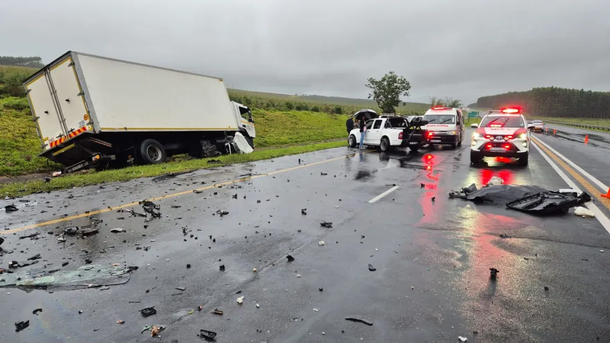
<box><xmin>23</xmin><ymin>51</ymin><xmax>256</xmax><ymax>173</ymax></box>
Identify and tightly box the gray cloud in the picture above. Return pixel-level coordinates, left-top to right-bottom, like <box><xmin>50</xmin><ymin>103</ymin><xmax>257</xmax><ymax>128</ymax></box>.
<box><xmin>1</xmin><ymin>0</ymin><xmax>608</xmax><ymax>104</ymax></box>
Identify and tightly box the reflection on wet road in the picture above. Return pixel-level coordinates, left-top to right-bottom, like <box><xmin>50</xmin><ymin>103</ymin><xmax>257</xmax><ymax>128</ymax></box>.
<box><xmin>1</xmin><ymin>132</ymin><xmax>610</xmax><ymax>343</ymax></box>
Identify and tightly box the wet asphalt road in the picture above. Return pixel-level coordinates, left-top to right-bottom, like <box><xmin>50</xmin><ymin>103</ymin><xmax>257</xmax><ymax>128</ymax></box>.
<box><xmin>1</xmin><ymin>128</ymin><xmax>610</xmax><ymax>343</ymax></box>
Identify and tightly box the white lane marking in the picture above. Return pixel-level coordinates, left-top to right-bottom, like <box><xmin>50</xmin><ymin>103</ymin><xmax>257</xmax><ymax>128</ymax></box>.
<box><xmin>533</xmin><ymin>136</ymin><xmax>608</xmax><ymax>191</ymax></box>
<box><xmin>532</xmin><ymin>141</ymin><xmax>610</xmax><ymax>234</ymax></box>
<box><xmin>368</xmin><ymin>186</ymin><xmax>400</xmax><ymax>204</ymax></box>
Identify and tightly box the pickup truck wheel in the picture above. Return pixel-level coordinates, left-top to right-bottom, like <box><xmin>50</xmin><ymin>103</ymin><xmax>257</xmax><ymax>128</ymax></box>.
<box><xmin>348</xmin><ymin>135</ymin><xmax>357</xmax><ymax>148</ymax></box>
<box><xmin>140</xmin><ymin>139</ymin><xmax>166</xmax><ymax>164</ymax></box>
<box><xmin>380</xmin><ymin>137</ymin><xmax>390</xmax><ymax>152</ymax></box>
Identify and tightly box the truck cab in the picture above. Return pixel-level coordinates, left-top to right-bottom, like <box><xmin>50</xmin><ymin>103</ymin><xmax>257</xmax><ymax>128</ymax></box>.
<box><xmin>422</xmin><ymin>106</ymin><xmax>464</xmax><ymax>149</ymax></box>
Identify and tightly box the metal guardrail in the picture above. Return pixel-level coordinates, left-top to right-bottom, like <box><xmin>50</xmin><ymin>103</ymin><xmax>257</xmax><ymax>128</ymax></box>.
<box><xmin>543</xmin><ymin>120</ymin><xmax>610</xmax><ymax>131</ymax></box>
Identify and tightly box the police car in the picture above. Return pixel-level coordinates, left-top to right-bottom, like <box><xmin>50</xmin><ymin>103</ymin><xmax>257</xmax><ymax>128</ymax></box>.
<box><xmin>470</xmin><ymin>108</ymin><xmax>530</xmax><ymax>166</ymax></box>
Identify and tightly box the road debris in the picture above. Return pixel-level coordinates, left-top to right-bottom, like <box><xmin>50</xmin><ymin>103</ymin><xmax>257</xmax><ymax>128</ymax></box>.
<box><xmin>198</xmin><ymin>329</ymin><xmax>217</xmax><ymax>341</ymax></box>
<box><xmin>458</xmin><ymin>336</ymin><xmax>468</xmax><ymax>342</ymax></box>
<box><xmin>216</xmin><ymin>210</ymin><xmax>229</xmax><ymax>217</ymax></box>
<box><xmin>253</xmin><ymin>268</ymin><xmax>257</xmax><ymax>272</ymax></box>
<box><xmin>319</xmin><ymin>288</ymin><xmax>324</xmax><ymax>292</ymax></box>
<box><xmin>151</xmin><ymin>325</ymin><xmax>165</xmax><ymax>337</ymax></box>
<box><xmin>313</xmin><ymin>308</ymin><xmax>319</xmax><ymax>312</ymax></box>
<box><xmin>19</xmin><ymin>232</ymin><xmax>39</xmax><ymax>240</ymax></box>
<box><xmin>15</xmin><ymin>320</ymin><xmax>29</xmax><ymax>332</ymax></box>
<box><xmin>490</xmin><ymin>268</ymin><xmax>499</xmax><ymax>280</ymax></box>
<box><xmin>544</xmin><ymin>286</ymin><xmax>549</xmax><ymax>291</ymax></box>
<box><xmin>296</xmin><ymin>274</ymin><xmax>302</xmax><ymax>278</ymax></box>
<box><xmin>318</xmin><ymin>241</ymin><xmax>325</xmax><ymax>246</ymax></box>
<box><xmin>499</xmin><ymin>234</ymin><xmax>511</xmax><ymax>238</ymax></box>
<box><xmin>111</xmin><ymin>228</ymin><xmax>126</xmax><ymax>233</ymax></box>
<box><xmin>80</xmin><ymin>228</ymin><xmax>100</xmax><ymax>237</ymax></box>
<box><xmin>5</xmin><ymin>204</ymin><xmax>18</xmax><ymax>212</ymax></box>
<box><xmin>321</xmin><ymin>172</ymin><xmax>328</xmax><ymax>176</ymax></box>
<box><xmin>175</xmin><ymin>287</ymin><xmax>186</xmax><ymax>291</ymax></box>
<box><xmin>574</xmin><ymin>206</ymin><xmax>595</xmax><ymax>218</ymax></box>
<box><xmin>345</xmin><ymin>317</ymin><xmax>373</xmax><ymax>326</ymax></box>
<box><xmin>368</xmin><ymin>264</ymin><xmax>377</xmax><ymax>272</ymax></box>
<box><xmin>219</xmin><ymin>265</ymin><xmax>225</xmax><ymax>271</ymax></box>
<box><xmin>117</xmin><ymin>320</ymin><xmax>125</xmax><ymax>324</ymax></box>
<box><xmin>286</xmin><ymin>255</ymin><xmax>295</xmax><ymax>262</ymax></box>
<box><xmin>212</xmin><ymin>309</ymin><xmax>223</xmax><ymax>315</ymax></box>
<box><xmin>32</xmin><ymin>308</ymin><xmax>43</xmax><ymax>315</ymax></box>
<box><xmin>487</xmin><ymin>176</ymin><xmax>504</xmax><ymax>186</ymax></box>
<box><xmin>256</xmin><ymin>303</ymin><xmax>260</xmax><ymax>308</ymax></box>
<box><xmin>320</xmin><ymin>222</ymin><xmax>333</xmax><ymax>228</ymax></box>
<box><xmin>449</xmin><ymin>184</ymin><xmax>591</xmax><ymax>215</ymax></box>
<box><xmin>64</xmin><ymin>227</ymin><xmax>80</xmax><ymax>235</ymax></box>
<box><xmin>301</xmin><ymin>208</ymin><xmax>307</xmax><ymax>215</ymax></box>
<box><xmin>140</xmin><ymin>307</ymin><xmax>157</xmax><ymax>317</ymax></box>
<box><xmin>237</xmin><ymin>296</ymin><xmax>244</xmax><ymax>304</ymax></box>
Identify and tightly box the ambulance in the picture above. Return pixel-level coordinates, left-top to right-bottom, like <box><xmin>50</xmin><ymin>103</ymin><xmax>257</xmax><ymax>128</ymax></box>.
<box><xmin>422</xmin><ymin>107</ymin><xmax>464</xmax><ymax>149</ymax></box>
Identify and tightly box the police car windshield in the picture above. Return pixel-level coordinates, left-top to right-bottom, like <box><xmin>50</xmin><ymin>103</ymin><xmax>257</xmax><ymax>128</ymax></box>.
<box><xmin>424</xmin><ymin>115</ymin><xmax>455</xmax><ymax>124</ymax></box>
<box><xmin>481</xmin><ymin>116</ymin><xmax>523</xmax><ymax>128</ymax></box>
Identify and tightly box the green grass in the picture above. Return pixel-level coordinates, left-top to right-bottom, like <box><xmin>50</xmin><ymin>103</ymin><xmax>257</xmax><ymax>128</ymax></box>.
<box><xmin>0</xmin><ymin>140</ymin><xmax>347</xmax><ymax>197</ymax></box>
<box><xmin>0</xmin><ymin>97</ymin><xmax>61</xmax><ymax>176</ymax></box>
<box><xmin>253</xmin><ymin>109</ymin><xmax>349</xmax><ymax>147</ymax></box>
<box><xmin>529</xmin><ymin>116</ymin><xmax>610</xmax><ymax>128</ymax></box>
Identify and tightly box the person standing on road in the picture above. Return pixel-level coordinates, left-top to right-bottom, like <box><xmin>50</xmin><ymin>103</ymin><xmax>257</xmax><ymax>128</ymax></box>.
<box><xmin>346</xmin><ymin>117</ymin><xmax>354</xmax><ymax>134</ymax></box>
<box><xmin>359</xmin><ymin>118</ymin><xmax>366</xmax><ymax>149</ymax></box>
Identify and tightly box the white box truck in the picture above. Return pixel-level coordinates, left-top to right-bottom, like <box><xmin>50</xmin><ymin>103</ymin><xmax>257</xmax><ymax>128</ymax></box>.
<box><xmin>23</xmin><ymin>51</ymin><xmax>256</xmax><ymax>173</ymax></box>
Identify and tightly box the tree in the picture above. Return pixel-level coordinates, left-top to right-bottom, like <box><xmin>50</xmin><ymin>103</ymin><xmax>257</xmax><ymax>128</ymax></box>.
<box><xmin>366</xmin><ymin>71</ymin><xmax>411</xmax><ymax>113</ymax></box>
<box><xmin>429</xmin><ymin>96</ymin><xmax>462</xmax><ymax>108</ymax></box>
<box><xmin>0</xmin><ymin>56</ymin><xmax>44</xmax><ymax>68</ymax></box>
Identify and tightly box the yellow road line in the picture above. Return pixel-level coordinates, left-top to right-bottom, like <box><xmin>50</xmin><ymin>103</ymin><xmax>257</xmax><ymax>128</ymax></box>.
<box><xmin>534</xmin><ymin>139</ymin><xmax>610</xmax><ymax>210</ymax></box>
<box><xmin>2</xmin><ymin>150</ymin><xmax>362</xmax><ymax>235</ymax></box>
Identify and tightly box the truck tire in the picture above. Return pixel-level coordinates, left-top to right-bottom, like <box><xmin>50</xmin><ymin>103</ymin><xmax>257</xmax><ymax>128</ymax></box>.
<box><xmin>517</xmin><ymin>152</ymin><xmax>529</xmax><ymax>167</ymax></box>
<box><xmin>140</xmin><ymin>139</ymin><xmax>166</xmax><ymax>164</ymax></box>
<box><xmin>380</xmin><ymin>137</ymin><xmax>390</xmax><ymax>152</ymax></box>
<box><xmin>348</xmin><ymin>135</ymin><xmax>357</xmax><ymax>148</ymax></box>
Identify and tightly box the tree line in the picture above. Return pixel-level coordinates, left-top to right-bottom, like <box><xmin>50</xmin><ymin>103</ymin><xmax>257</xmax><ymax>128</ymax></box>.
<box><xmin>0</xmin><ymin>56</ymin><xmax>44</xmax><ymax>68</ymax></box>
<box><xmin>475</xmin><ymin>87</ymin><xmax>610</xmax><ymax>119</ymax></box>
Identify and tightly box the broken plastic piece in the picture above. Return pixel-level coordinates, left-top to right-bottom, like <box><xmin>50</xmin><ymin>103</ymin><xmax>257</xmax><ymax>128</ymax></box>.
<box><xmin>212</xmin><ymin>309</ymin><xmax>223</xmax><ymax>315</ymax></box>
<box><xmin>198</xmin><ymin>329</ymin><xmax>217</xmax><ymax>341</ymax></box>
<box><xmin>301</xmin><ymin>208</ymin><xmax>307</xmax><ymax>215</ymax></box>
<box><xmin>368</xmin><ymin>264</ymin><xmax>376</xmax><ymax>272</ymax></box>
<box><xmin>490</xmin><ymin>268</ymin><xmax>499</xmax><ymax>280</ymax></box>
<box><xmin>320</xmin><ymin>222</ymin><xmax>333</xmax><ymax>228</ymax></box>
<box><xmin>574</xmin><ymin>206</ymin><xmax>595</xmax><ymax>218</ymax></box>
<box><xmin>236</xmin><ymin>296</ymin><xmax>244</xmax><ymax>304</ymax></box>
<box><xmin>64</xmin><ymin>227</ymin><xmax>79</xmax><ymax>235</ymax></box>
<box><xmin>345</xmin><ymin>317</ymin><xmax>373</xmax><ymax>326</ymax></box>
<box><xmin>111</xmin><ymin>228</ymin><xmax>126</xmax><ymax>233</ymax></box>
<box><xmin>458</xmin><ymin>336</ymin><xmax>468</xmax><ymax>342</ymax></box>
<box><xmin>318</xmin><ymin>241</ymin><xmax>325</xmax><ymax>246</ymax></box>
<box><xmin>5</xmin><ymin>204</ymin><xmax>18</xmax><ymax>213</ymax></box>
<box><xmin>487</xmin><ymin>176</ymin><xmax>503</xmax><ymax>186</ymax></box>
<box><xmin>117</xmin><ymin>320</ymin><xmax>125</xmax><ymax>324</ymax></box>
<box><xmin>15</xmin><ymin>320</ymin><xmax>29</xmax><ymax>332</ymax></box>
<box><xmin>286</xmin><ymin>255</ymin><xmax>295</xmax><ymax>262</ymax></box>
<box><xmin>32</xmin><ymin>308</ymin><xmax>43</xmax><ymax>315</ymax></box>
<box><xmin>219</xmin><ymin>265</ymin><xmax>225</xmax><ymax>271</ymax></box>
<box><xmin>140</xmin><ymin>307</ymin><xmax>157</xmax><ymax>317</ymax></box>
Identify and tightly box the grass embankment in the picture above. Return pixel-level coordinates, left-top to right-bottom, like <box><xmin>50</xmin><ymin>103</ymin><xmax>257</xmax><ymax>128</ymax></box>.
<box><xmin>0</xmin><ymin>97</ymin><xmax>61</xmax><ymax>176</ymax></box>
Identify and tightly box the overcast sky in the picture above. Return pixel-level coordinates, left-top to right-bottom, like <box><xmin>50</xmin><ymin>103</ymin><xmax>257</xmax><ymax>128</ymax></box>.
<box><xmin>1</xmin><ymin>0</ymin><xmax>608</xmax><ymax>104</ymax></box>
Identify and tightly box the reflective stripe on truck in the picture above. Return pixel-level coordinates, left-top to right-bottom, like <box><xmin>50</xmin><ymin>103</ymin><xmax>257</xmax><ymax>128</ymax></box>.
<box><xmin>48</xmin><ymin>126</ymin><xmax>90</xmax><ymax>148</ymax></box>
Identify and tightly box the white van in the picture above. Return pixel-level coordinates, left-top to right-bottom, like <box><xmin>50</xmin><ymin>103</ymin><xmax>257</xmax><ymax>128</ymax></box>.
<box><xmin>422</xmin><ymin>106</ymin><xmax>465</xmax><ymax>149</ymax></box>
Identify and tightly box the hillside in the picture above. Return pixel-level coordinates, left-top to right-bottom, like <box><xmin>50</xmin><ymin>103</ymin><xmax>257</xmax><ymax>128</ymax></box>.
<box><xmin>475</xmin><ymin>87</ymin><xmax>610</xmax><ymax>119</ymax></box>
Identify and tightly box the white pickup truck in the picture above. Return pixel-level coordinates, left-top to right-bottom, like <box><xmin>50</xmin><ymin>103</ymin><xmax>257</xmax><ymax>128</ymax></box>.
<box><xmin>347</xmin><ymin>115</ymin><xmax>428</xmax><ymax>152</ymax></box>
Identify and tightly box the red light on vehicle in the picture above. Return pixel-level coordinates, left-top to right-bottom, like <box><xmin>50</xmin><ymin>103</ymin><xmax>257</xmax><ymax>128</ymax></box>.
<box><xmin>504</xmin><ymin>144</ymin><xmax>511</xmax><ymax>149</ymax></box>
<box><xmin>427</xmin><ymin>132</ymin><xmax>433</xmax><ymax>138</ymax></box>
<box><xmin>426</xmin><ymin>154</ymin><xmax>433</xmax><ymax>160</ymax></box>
<box><xmin>398</xmin><ymin>132</ymin><xmax>403</xmax><ymax>139</ymax></box>
<box><xmin>431</xmin><ymin>106</ymin><xmax>450</xmax><ymax>110</ymax></box>
<box><xmin>485</xmin><ymin>143</ymin><xmax>492</xmax><ymax>149</ymax></box>
<box><xmin>485</xmin><ymin>134</ymin><xmax>492</xmax><ymax>139</ymax></box>
<box><xmin>500</xmin><ymin>107</ymin><xmax>521</xmax><ymax>114</ymax></box>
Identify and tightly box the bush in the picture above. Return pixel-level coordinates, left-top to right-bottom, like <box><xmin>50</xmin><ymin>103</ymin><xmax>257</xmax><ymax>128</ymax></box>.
<box><xmin>0</xmin><ymin>97</ymin><xmax>29</xmax><ymax>111</ymax></box>
<box><xmin>334</xmin><ymin>106</ymin><xmax>343</xmax><ymax>114</ymax></box>
<box><xmin>310</xmin><ymin>105</ymin><xmax>320</xmax><ymax>112</ymax></box>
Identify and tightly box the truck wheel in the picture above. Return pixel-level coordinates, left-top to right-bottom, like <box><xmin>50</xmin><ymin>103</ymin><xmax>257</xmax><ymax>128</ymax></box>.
<box><xmin>380</xmin><ymin>137</ymin><xmax>390</xmax><ymax>152</ymax></box>
<box><xmin>140</xmin><ymin>139</ymin><xmax>166</xmax><ymax>164</ymax></box>
<box><xmin>470</xmin><ymin>151</ymin><xmax>483</xmax><ymax>165</ymax></box>
<box><xmin>348</xmin><ymin>135</ymin><xmax>357</xmax><ymax>148</ymax></box>
<box><xmin>517</xmin><ymin>153</ymin><xmax>529</xmax><ymax>167</ymax></box>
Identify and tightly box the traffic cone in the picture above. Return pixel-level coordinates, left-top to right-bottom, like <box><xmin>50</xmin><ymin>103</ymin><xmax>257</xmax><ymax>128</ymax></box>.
<box><xmin>553</xmin><ymin>129</ymin><xmax>556</xmax><ymax>136</ymax></box>
<box><xmin>584</xmin><ymin>135</ymin><xmax>589</xmax><ymax>144</ymax></box>
<box><xmin>602</xmin><ymin>188</ymin><xmax>610</xmax><ymax>199</ymax></box>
